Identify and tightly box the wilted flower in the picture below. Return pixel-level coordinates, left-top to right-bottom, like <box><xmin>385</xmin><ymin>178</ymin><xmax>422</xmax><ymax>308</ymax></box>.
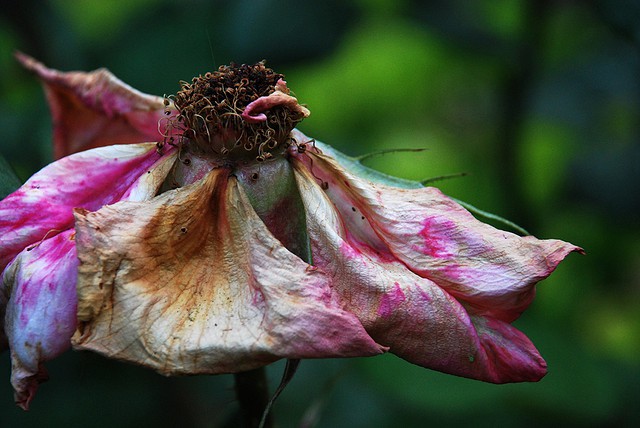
<box><xmin>1</xmin><ymin>54</ymin><xmax>581</xmax><ymax>410</ymax></box>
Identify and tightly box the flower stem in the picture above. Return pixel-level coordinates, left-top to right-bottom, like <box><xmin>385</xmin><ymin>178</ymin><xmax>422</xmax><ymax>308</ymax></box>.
<box><xmin>234</xmin><ymin>367</ymin><xmax>273</xmax><ymax>428</ymax></box>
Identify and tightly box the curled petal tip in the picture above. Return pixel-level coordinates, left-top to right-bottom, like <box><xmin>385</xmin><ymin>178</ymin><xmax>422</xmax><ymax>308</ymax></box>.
<box><xmin>241</xmin><ymin>80</ymin><xmax>310</xmax><ymax>123</ymax></box>
<box><xmin>13</xmin><ymin>366</ymin><xmax>50</xmax><ymax>411</ymax></box>
<box><xmin>275</xmin><ymin>78</ymin><xmax>289</xmax><ymax>94</ymax></box>
<box><xmin>14</xmin><ymin>51</ymin><xmax>38</xmax><ymax>70</ymax></box>
<box><xmin>14</xmin><ymin>52</ymin><xmax>65</xmax><ymax>85</ymax></box>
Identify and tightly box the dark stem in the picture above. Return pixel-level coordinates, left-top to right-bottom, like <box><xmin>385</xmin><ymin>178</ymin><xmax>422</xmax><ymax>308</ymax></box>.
<box><xmin>234</xmin><ymin>367</ymin><xmax>273</xmax><ymax>428</ymax></box>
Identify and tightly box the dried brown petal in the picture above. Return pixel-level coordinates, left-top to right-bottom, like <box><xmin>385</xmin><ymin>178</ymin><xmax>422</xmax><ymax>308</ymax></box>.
<box><xmin>72</xmin><ymin>169</ymin><xmax>384</xmax><ymax>375</ymax></box>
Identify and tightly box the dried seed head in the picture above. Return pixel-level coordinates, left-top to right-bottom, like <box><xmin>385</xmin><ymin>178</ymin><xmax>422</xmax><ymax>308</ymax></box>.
<box><xmin>171</xmin><ymin>62</ymin><xmax>309</xmax><ymax>163</ymax></box>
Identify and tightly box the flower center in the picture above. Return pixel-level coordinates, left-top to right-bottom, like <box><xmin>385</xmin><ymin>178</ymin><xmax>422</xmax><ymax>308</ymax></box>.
<box><xmin>170</xmin><ymin>62</ymin><xmax>309</xmax><ymax>163</ymax></box>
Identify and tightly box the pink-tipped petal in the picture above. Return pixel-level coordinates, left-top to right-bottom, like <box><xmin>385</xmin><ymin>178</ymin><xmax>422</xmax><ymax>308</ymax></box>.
<box><xmin>292</xmin><ymin>163</ymin><xmax>548</xmax><ymax>383</ymax></box>
<box><xmin>72</xmin><ymin>169</ymin><xmax>384</xmax><ymax>375</ymax></box>
<box><xmin>470</xmin><ymin>316</ymin><xmax>547</xmax><ymax>382</ymax></box>
<box><xmin>16</xmin><ymin>52</ymin><xmax>174</xmax><ymax>158</ymax></box>
<box><xmin>0</xmin><ymin>143</ymin><xmax>176</xmax><ymax>271</ymax></box>
<box><xmin>0</xmin><ymin>145</ymin><xmax>174</xmax><ymax>409</ymax></box>
<box><xmin>3</xmin><ymin>230</ymin><xmax>78</xmax><ymax>409</ymax></box>
<box><xmin>292</xmin><ymin>145</ymin><xmax>581</xmax><ymax>323</ymax></box>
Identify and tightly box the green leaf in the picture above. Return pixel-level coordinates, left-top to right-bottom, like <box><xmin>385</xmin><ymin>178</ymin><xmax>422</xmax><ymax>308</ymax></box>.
<box><xmin>0</xmin><ymin>152</ymin><xmax>21</xmax><ymax>199</ymax></box>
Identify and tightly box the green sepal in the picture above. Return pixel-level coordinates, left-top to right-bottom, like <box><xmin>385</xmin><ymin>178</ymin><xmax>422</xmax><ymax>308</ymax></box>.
<box><xmin>235</xmin><ymin>157</ymin><xmax>313</xmax><ymax>263</ymax></box>
<box><xmin>450</xmin><ymin>197</ymin><xmax>530</xmax><ymax>236</ymax></box>
<box><xmin>315</xmin><ymin>141</ymin><xmax>423</xmax><ymax>189</ymax></box>
<box><xmin>315</xmin><ymin>140</ymin><xmax>530</xmax><ymax>236</ymax></box>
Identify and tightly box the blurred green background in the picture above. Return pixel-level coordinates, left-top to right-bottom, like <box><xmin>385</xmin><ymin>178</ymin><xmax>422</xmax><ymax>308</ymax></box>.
<box><xmin>1</xmin><ymin>0</ymin><xmax>639</xmax><ymax>426</ymax></box>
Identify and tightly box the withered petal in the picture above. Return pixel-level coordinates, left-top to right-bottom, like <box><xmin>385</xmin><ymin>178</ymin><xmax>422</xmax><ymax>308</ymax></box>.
<box><xmin>2</xmin><ymin>230</ymin><xmax>77</xmax><ymax>409</ymax></box>
<box><xmin>0</xmin><ymin>143</ymin><xmax>176</xmax><ymax>272</ymax></box>
<box><xmin>17</xmin><ymin>52</ymin><xmax>174</xmax><ymax>158</ymax></box>
<box><xmin>292</xmin><ymin>142</ymin><xmax>581</xmax><ymax>323</ymax></box>
<box><xmin>292</xmin><ymin>156</ymin><xmax>558</xmax><ymax>383</ymax></box>
<box><xmin>72</xmin><ymin>168</ymin><xmax>384</xmax><ymax>375</ymax></box>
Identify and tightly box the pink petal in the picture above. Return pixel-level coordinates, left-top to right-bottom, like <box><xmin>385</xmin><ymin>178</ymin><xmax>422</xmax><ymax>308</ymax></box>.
<box><xmin>72</xmin><ymin>168</ymin><xmax>384</xmax><ymax>375</ymax></box>
<box><xmin>292</xmin><ymin>164</ymin><xmax>548</xmax><ymax>383</ymax></box>
<box><xmin>2</xmin><ymin>230</ymin><xmax>77</xmax><ymax>409</ymax></box>
<box><xmin>0</xmin><ymin>143</ymin><xmax>176</xmax><ymax>271</ymax></box>
<box><xmin>0</xmin><ymin>144</ymin><xmax>174</xmax><ymax>408</ymax></box>
<box><xmin>292</xmin><ymin>145</ymin><xmax>581</xmax><ymax>323</ymax></box>
<box><xmin>16</xmin><ymin>52</ymin><xmax>174</xmax><ymax>158</ymax></box>
<box><xmin>241</xmin><ymin>79</ymin><xmax>310</xmax><ymax>123</ymax></box>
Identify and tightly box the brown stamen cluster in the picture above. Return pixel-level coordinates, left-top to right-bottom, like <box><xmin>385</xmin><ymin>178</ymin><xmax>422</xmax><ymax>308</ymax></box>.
<box><xmin>169</xmin><ymin>62</ymin><xmax>308</xmax><ymax>163</ymax></box>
